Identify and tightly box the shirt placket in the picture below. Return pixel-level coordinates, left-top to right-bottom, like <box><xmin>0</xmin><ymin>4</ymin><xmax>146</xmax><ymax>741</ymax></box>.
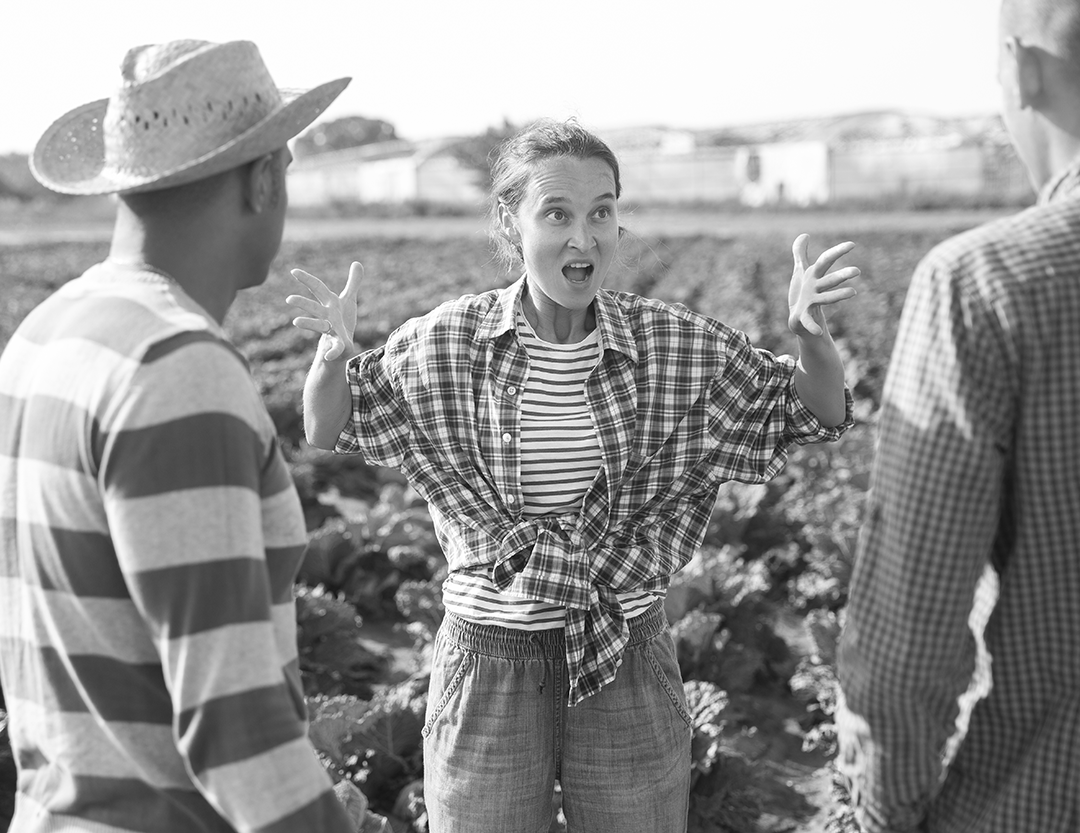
<box><xmin>485</xmin><ymin>335</ymin><xmax>528</xmax><ymax>517</ymax></box>
<box><xmin>584</xmin><ymin>350</ymin><xmax>638</xmax><ymax>528</ymax></box>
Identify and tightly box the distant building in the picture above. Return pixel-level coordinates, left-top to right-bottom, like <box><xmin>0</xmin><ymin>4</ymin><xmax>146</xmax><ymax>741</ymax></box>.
<box><xmin>287</xmin><ymin>138</ymin><xmax>485</xmax><ymax>208</ymax></box>
<box><xmin>599</xmin><ymin>126</ymin><xmax>741</xmax><ymax>204</ymax></box>
<box><xmin>700</xmin><ymin>111</ymin><xmax>1030</xmax><ymax>206</ymax></box>
<box><xmin>286</xmin><ymin>111</ymin><xmax>1032</xmax><ymax>210</ymax></box>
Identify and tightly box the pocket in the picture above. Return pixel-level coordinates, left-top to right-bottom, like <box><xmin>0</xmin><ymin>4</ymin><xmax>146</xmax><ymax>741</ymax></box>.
<box><xmin>421</xmin><ymin>628</ymin><xmax>474</xmax><ymax>739</ymax></box>
<box><xmin>645</xmin><ymin>630</ymin><xmax>694</xmax><ymax>729</ymax></box>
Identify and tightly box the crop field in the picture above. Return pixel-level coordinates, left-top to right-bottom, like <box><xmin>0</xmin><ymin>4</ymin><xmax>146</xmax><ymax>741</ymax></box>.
<box><xmin>0</xmin><ymin>208</ymin><xmax>1007</xmax><ymax>832</ymax></box>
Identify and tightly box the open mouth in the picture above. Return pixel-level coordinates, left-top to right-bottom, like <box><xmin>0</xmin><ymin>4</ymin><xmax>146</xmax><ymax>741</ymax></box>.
<box><xmin>563</xmin><ymin>262</ymin><xmax>594</xmax><ymax>283</ymax></box>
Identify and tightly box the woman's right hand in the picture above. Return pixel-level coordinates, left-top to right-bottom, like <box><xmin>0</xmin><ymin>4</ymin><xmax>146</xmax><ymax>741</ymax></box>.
<box><xmin>287</xmin><ymin>261</ymin><xmax>363</xmax><ymax>361</ymax></box>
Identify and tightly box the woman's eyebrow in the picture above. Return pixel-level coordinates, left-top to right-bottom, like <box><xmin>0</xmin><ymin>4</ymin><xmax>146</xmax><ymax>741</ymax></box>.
<box><xmin>538</xmin><ymin>192</ymin><xmax>617</xmax><ymax>207</ymax></box>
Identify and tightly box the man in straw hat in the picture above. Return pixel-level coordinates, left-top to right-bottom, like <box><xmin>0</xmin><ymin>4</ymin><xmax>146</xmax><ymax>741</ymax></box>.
<box><xmin>836</xmin><ymin>1</ymin><xmax>1080</xmax><ymax>831</ymax></box>
<box><xmin>0</xmin><ymin>40</ymin><xmax>362</xmax><ymax>832</ymax></box>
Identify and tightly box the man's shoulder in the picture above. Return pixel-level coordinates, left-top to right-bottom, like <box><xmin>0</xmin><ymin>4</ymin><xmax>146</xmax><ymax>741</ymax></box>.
<box><xmin>919</xmin><ymin>199</ymin><xmax>1080</xmax><ymax>301</ymax></box>
<box><xmin>13</xmin><ymin>265</ymin><xmax>249</xmax><ymax>393</ymax></box>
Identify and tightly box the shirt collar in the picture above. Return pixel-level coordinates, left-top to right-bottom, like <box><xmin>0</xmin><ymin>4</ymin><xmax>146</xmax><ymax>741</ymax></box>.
<box><xmin>1038</xmin><ymin>155</ymin><xmax>1080</xmax><ymax>205</ymax></box>
<box><xmin>592</xmin><ymin>288</ymin><xmax>638</xmax><ymax>363</ymax></box>
<box><xmin>476</xmin><ymin>274</ymin><xmax>639</xmax><ymax>363</ymax></box>
<box><xmin>476</xmin><ymin>275</ymin><xmax>526</xmax><ymax>341</ymax></box>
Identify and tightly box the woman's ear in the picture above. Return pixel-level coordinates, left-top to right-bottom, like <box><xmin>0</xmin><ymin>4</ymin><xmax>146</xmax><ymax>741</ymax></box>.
<box><xmin>497</xmin><ymin>202</ymin><xmax>518</xmax><ymax>240</ymax></box>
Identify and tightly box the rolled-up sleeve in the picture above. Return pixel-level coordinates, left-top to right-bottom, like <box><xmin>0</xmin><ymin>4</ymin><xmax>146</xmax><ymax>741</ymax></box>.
<box><xmin>707</xmin><ymin>331</ymin><xmax>853</xmax><ymax>484</ymax></box>
<box><xmin>334</xmin><ymin>344</ymin><xmax>412</xmax><ymax>466</ymax></box>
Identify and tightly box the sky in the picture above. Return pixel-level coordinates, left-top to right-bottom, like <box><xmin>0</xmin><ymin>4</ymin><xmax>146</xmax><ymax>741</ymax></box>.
<box><xmin>0</xmin><ymin>0</ymin><xmax>1003</xmax><ymax>157</ymax></box>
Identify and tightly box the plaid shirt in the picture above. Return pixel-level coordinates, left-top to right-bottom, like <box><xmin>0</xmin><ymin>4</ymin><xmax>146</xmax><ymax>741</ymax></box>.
<box><xmin>339</xmin><ymin>276</ymin><xmax>851</xmax><ymax>704</ymax></box>
<box><xmin>837</xmin><ymin>161</ymin><xmax>1080</xmax><ymax>832</ymax></box>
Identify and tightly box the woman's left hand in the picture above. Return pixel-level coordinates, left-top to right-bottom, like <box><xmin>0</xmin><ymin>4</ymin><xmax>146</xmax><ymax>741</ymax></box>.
<box><xmin>788</xmin><ymin>234</ymin><xmax>859</xmax><ymax>338</ymax></box>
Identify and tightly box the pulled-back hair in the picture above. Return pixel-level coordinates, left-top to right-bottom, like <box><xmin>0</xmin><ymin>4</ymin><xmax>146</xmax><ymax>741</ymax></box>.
<box><xmin>487</xmin><ymin>118</ymin><xmax>622</xmax><ymax>269</ymax></box>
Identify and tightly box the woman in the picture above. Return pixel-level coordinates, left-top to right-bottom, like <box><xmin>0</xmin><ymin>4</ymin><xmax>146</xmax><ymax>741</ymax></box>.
<box><xmin>288</xmin><ymin>119</ymin><xmax>857</xmax><ymax>833</ymax></box>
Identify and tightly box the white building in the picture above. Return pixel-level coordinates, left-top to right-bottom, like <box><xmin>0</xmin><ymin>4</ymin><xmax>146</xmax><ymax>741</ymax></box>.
<box><xmin>288</xmin><ymin>138</ymin><xmax>485</xmax><ymax>208</ymax></box>
<box><xmin>287</xmin><ymin>112</ymin><xmax>1030</xmax><ymax>210</ymax></box>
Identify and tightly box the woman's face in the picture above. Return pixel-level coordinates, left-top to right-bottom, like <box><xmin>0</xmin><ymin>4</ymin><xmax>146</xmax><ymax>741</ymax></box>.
<box><xmin>503</xmin><ymin>156</ymin><xmax>619</xmax><ymax>313</ymax></box>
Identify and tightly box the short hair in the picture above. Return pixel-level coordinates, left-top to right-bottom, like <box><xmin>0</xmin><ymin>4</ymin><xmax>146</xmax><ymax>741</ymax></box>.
<box><xmin>1001</xmin><ymin>0</ymin><xmax>1080</xmax><ymax>66</ymax></box>
<box><xmin>120</xmin><ymin>149</ymin><xmax>285</xmax><ymax>218</ymax></box>
<box><xmin>487</xmin><ymin>118</ymin><xmax>622</xmax><ymax>269</ymax></box>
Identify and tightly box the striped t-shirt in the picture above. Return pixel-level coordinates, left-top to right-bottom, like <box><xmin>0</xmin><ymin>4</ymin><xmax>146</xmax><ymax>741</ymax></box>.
<box><xmin>0</xmin><ymin>263</ymin><xmax>354</xmax><ymax>833</ymax></box>
<box><xmin>442</xmin><ymin>307</ymin><xmax>662</xmax><ymax>627</ymax></box>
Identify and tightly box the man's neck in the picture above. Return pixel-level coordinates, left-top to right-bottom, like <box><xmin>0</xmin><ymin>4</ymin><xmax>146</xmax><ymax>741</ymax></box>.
<box><xmin>109</xmin><ymin>205</ymin><xmax>238</xmax><ymax>324</ymax></box>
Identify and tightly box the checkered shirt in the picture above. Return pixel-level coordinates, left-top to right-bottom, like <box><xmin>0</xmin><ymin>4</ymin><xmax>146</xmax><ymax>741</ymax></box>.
<box><xmin>837</xmin><ymin>160</ymin><xmax>1080</xmax><ymax>832</ymax></box>
<box><xmin>338</xmin><ymin>276</ymin><xmax>851</xmax><ymax>704</ymax></box>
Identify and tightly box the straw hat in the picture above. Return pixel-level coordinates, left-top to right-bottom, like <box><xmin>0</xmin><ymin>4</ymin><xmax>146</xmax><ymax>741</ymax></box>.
<box><xmin>31</xmin><ymin>39</ymin><xmax>350</xmax><ymax>195</ymax></box>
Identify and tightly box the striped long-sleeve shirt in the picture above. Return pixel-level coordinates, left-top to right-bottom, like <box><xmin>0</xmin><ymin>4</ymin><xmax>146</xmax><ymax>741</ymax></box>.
<box><xmin>441</xmin><ymin>307</ymin><xmax>660</xmax><ymax>628</ymax></box>
<box><xmin>0</xmin><ymin>263</ymin><xmax>354</xmax><ymax>833</ymax></box>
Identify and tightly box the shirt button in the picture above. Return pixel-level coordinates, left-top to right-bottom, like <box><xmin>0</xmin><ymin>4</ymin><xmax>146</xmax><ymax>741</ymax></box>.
<box><xmin>502</xmin><ymin>432</ymin><xmax>512</xmax><ymax>443</ymax></box>
<box><xmin>507</xmin><ymin>495</ymin><xmax>516</xmax><ymax>504</ymax></box>
<box><xmin>506</xmin><ymin>385</ymin><xmax>517</xmax><ymax>396</ymax></box>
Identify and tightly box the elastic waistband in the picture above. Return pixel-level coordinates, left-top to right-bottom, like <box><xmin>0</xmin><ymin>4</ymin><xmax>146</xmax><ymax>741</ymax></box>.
<box><xmin>439</xmin><ymin>599</ymin><xmax>668</xmax><ymax>660</ymax></box>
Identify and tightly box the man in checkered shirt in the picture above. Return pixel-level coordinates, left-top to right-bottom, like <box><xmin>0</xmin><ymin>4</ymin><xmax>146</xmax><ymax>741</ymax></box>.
<box><xmin>837</xmin><ymin>2</ymin><xmax>1080</xmax><ymax>830</ymax></box>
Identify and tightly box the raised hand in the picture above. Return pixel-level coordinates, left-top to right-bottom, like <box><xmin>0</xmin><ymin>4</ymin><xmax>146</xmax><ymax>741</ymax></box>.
<box><xmin>287</xmin><ymin>261</ymin><xmax>363</xmax><ymax>361</ymax></box>
<box><xmin>788</xmin><ymin>234</ymin><xmax>859</xmax><ymax>338</ymax></box>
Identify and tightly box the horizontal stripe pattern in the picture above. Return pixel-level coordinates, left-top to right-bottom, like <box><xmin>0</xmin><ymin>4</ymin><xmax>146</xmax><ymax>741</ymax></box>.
<box><xmin>107</xmin><ymin>487</ymin><xmax>275</xmax><ymax>573</ymax></box>
<box><xmin>0</xmin><ymin>520</ymin><xmax>121</xmax><ymax>594</ymax></box>
<box><xmin>517</xmin><ymin>314</ymin><xmax>604</xmax><ymax>518</ymax></box>
<box><xmin>166</xmin><ymin>623</ymin><xmax>300</xmax><ymax>716</ymax></box>
<box><xmin>0</xmin><ymin>584</ymin><xmax>157</xmax><ymax>662</ymax></box>
<box><xmin>11</xmin><ymin>776</ymin><xmax>238</xmax><ymax>832</ymax></box>
<box><xmin>200</xmin><ymin>735</ymin><xmax>340</xmax><ymax>830</ymax></box>
<box><xmin>0</xmin><ymin>641</ymin><xmax>169</xmax><ymax>724</ymax></box>
<box><xmin>0</xmin><ymin>392</ymin><xmax>100</xmax><ymax>474</ymax></box>
<box><xmin>129</xmin><ymin>558</ymin><xmax>278</xmax><ymax>638</ymax></box>
<box><xmin>9</xmin><ymin>701</ymin><xmax>191</xmax><ymax>787</ymax></box>
<box><xmin>0</xmin><ymin>263</ymin><xmax>351</xmax><ymax>832</ymax></box>
<box><xmin>104</xmin><ymin>412</ymin><xmax>268</xmax><ymax>497</ymax></box>
<box><xmin>445</xmin><ymin>312</ymin><xmax>659</xmax><ymax>629</ymax></box>
<box><xmin>443</xmin><ymin>573</ymin><xmax>662</xmax><ymax>629</ymax></box>
<box><xmin>0</xmin><ymin>455</ymin><xmax>108</xmax><ymax>535</ymax></box>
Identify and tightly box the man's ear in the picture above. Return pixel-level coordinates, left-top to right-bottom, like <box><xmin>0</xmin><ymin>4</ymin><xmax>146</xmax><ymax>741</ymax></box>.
<box><xmin>243</xmin><ymin>152</ymin><xmax>276</xmax><ymax>214</ymax></box>
<box><xmin>1008</xmin><ymin>37</ymin><xmax>1045</xmax><ymax>110</ymax></box>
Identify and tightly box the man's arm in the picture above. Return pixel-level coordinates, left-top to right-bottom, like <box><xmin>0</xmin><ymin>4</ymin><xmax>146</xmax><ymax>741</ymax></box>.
<box><xmin>103</xmin><ymin>337</ymin><xmax>355</xmax><ymax>833</ymax></box>
<box><xmin>835</xmin><ymin>253</ymin><xmax>1015</xmax><ymax>832</ymax></box>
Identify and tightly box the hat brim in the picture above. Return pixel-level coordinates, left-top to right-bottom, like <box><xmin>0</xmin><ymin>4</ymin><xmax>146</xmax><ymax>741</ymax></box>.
<box><xmin>31</xmin><ymin>76</ymin><xmax>351</xmax><ymax>196</ymax></box>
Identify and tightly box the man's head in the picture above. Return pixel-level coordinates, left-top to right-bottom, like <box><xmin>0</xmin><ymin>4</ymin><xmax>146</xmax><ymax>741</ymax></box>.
<box><xmin>118</xmin><ymin>144</ymin><xmax>293</xmax><ymax>291</ymax></box>
<box><xmin>30</xmin><ymin>40</ymin><xmax>348</xmax><ymax>306</ymax></box>
<box><xmin>31</xmin><ymin>39</ymin><xmax>348</xmax><ymax>197</ymax></box>
<box><xmin>998</xmin><ymin>0</ymin><xmax>1080</xmax><ymax>189</ymax></box>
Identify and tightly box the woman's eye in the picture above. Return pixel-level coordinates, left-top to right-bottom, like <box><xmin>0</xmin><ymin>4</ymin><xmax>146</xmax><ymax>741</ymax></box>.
<box><xmin>595</xmin><ymin>207</ymin><xmax>611</xmax><ymax>220</ymax></box>
<box><xmin>547</xmin><ymin>209</ymin><xmax>566</xmax><ymax>222</ymax></box>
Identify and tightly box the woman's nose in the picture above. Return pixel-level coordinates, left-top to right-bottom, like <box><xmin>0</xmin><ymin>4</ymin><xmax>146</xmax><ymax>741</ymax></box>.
<box><xmin>568</xmin><ymin>219</ymin><xmax>594</xmax><ymax>250</ymax></box>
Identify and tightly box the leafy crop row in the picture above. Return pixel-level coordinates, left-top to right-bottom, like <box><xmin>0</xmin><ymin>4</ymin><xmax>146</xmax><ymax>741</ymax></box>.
<box><xmin>0</xmin><ymin>214</ymin><xmax>986</xmax><ymax>832</ymax></box>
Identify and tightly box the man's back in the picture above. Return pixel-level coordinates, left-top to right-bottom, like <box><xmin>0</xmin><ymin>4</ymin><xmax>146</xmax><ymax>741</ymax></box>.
<box><xmin>839</xmin><ymin>165</ymin><xmax>1080</xmax><ymax>831</ymax></box>
<box><xmin>0</xmin><ymin>262</ymin><xmax>333</xmax><ymax>831</ymax></box>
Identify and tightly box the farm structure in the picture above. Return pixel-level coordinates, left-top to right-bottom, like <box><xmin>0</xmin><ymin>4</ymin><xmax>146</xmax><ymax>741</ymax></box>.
<box><xmin>287</xmin><ymin>110</ymin><xmax>1032</xmax><ymax>209</ymax></box>
<box><xmin>287</xmin><ymin>137</ymin><xmax>485</xmax><ymax>209</ymax></box>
